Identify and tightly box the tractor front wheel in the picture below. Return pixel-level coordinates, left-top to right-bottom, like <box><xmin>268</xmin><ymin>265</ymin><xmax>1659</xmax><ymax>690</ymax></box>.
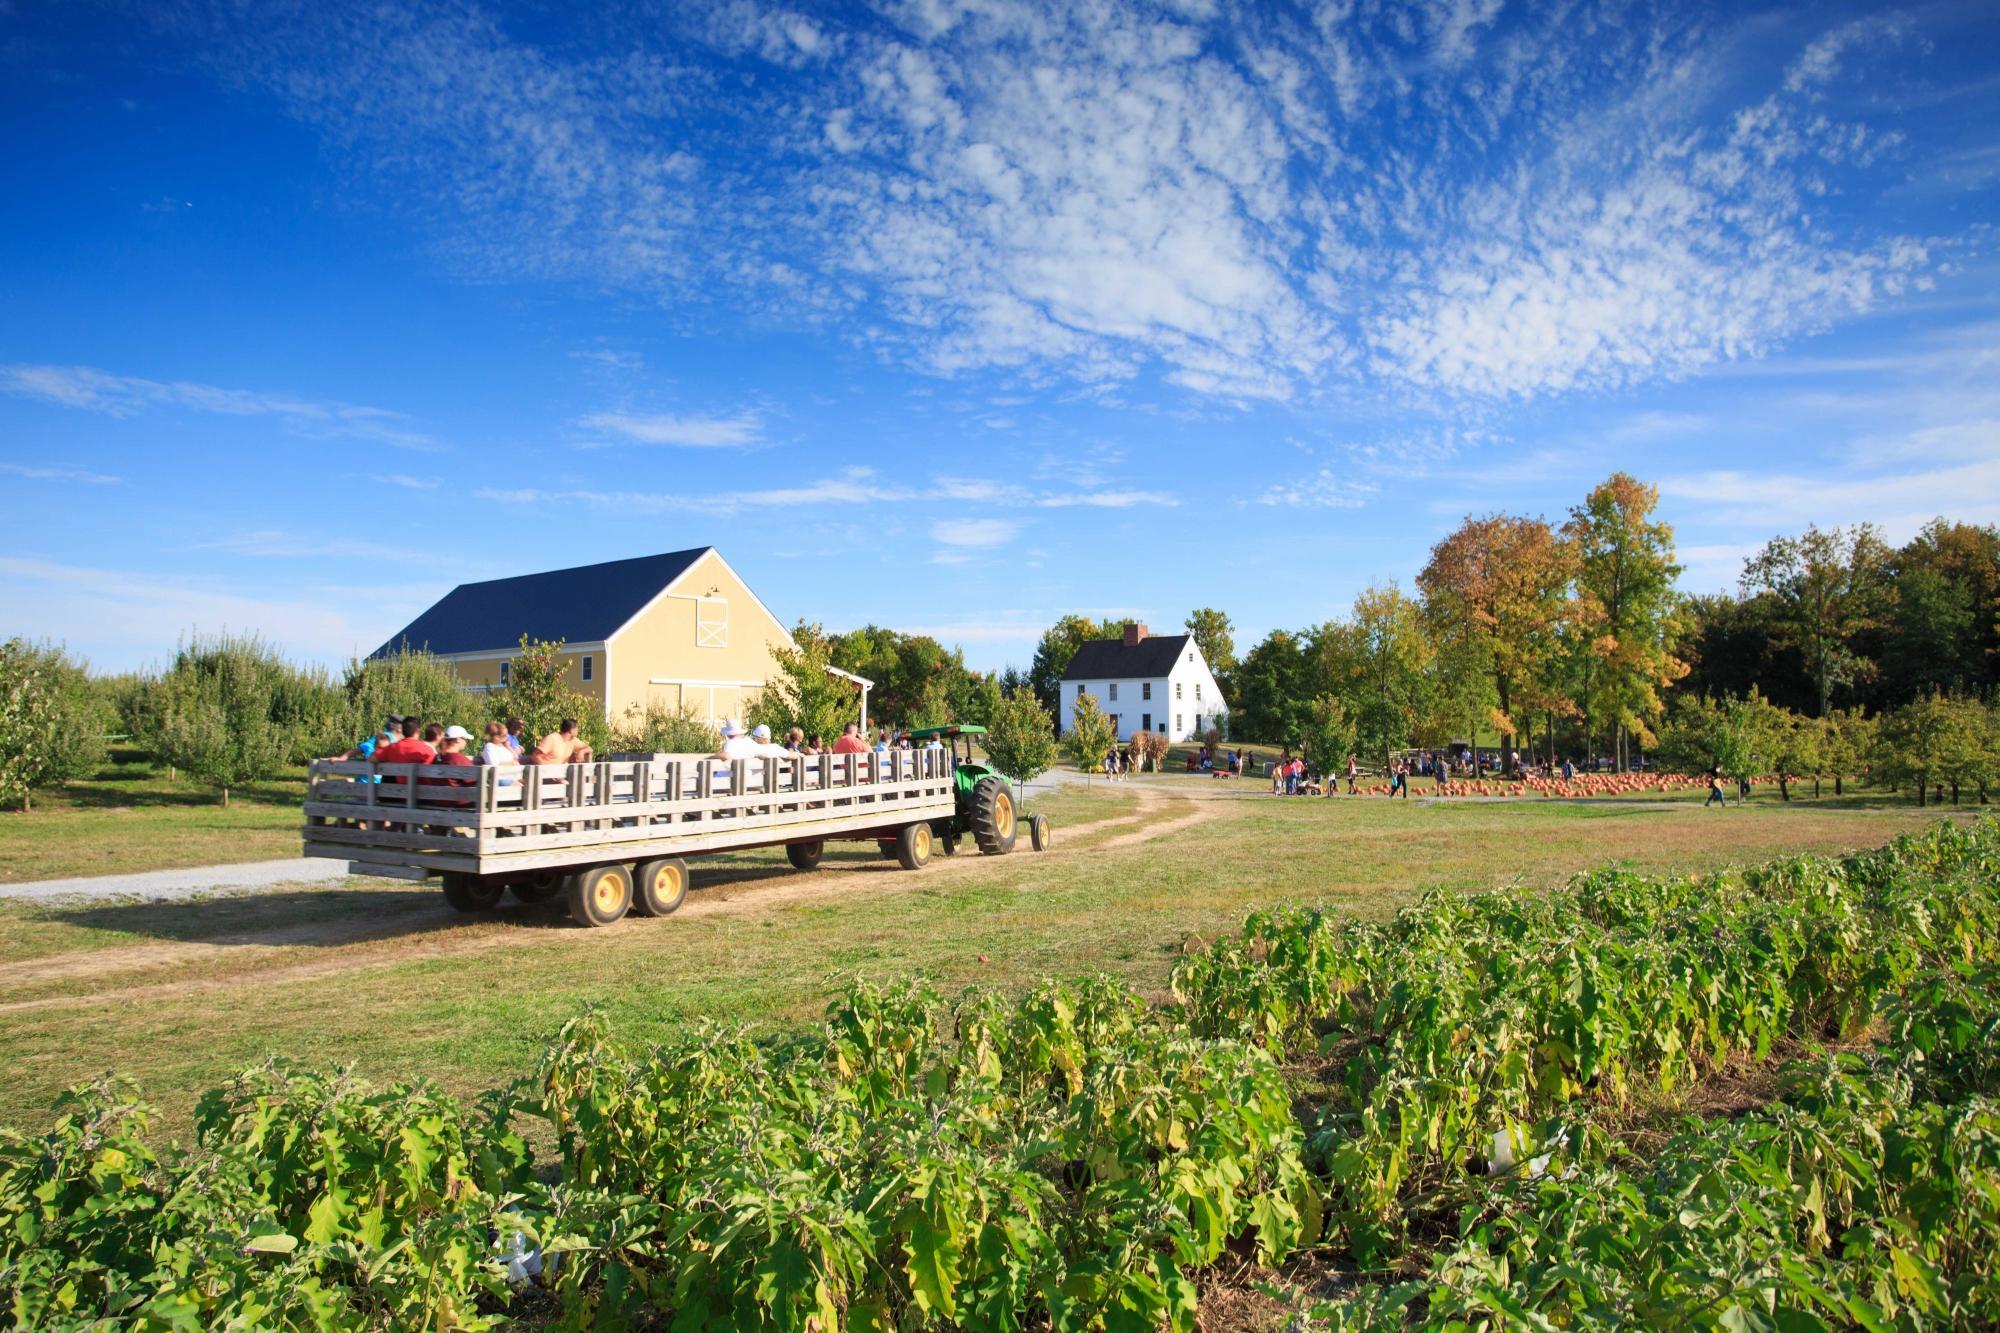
<box><xmin>1029</xmin><ymin>813</ymin><xmax>1051</xmax><ymax>851</ymax></box>
<box><xmin>969</xmin><ymin>777</ymin><xmax>1018</xmax><ymax>855</ymax></box>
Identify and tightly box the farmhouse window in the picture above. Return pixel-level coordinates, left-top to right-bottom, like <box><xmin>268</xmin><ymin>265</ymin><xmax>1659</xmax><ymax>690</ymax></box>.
<box><xmin>1142</xmin><ymin>682</ymin><xmax>1152</xmax><ymax>699</ymax></box>
<box><xmin>1109</xmin><ymin>683</ymin><xmax>1118</xmax><ymax>701</ymax></box>
<box><xmin>697</xmin><ymin>597</ymin><xmax>728</xmax><ymax>648</ymax></box>
<box><xmin>1077</xmin><ymin>682</ymin><xmax>1085</xmax><ymax>697</ymax></box>
<box><xmin>1143</xmin><ymin>713</ymin><xmax>1152</xmax><ymax>731</ymax></box>
<box><xmin>1176</xmin><ymin>714</ymin><xmax>1183</xmax><ymax>732</ymax></box>
<box><xmin>1175</xmin><ymin>682</ymin><xmax>1182</xmax><ymax>699</ymax></box>
<box><xmin>1195</xmin><ymin>682</ymin><xmax>1201</xmax><ymax>701</ymax></box>
<box><xmin>499</xmin><ymin>661</ymin><xmax>510</xmax><ymax>686</ymax></box>
<box><xmin>582</xmin><ymin>655</ymin><xmax>593</xmax><ymax>682</ymax></box>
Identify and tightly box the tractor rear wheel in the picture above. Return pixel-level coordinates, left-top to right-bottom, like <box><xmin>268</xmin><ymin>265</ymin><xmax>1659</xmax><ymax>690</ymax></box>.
<box><xmin>568</xmin><ymin>863</ymin><xmax>634</xmax><ymax>927</ymax></box>
<box><xmin>968</xmin><ymin>777</ymin><xmax>1018</xmax><ymax>855</ymax></box>
<box><xmin>786</xmin><ymin>841</ymin><xmax>824</xmax><ymax>871</ymax></box>
<box><xmin>895</xmin><ymin>821</ymin><xmax>935</xmax><ymax>870</ymax></box>
<box><xmin>442</xmin><ymin>873</ymin><xmax>504</xmax><ymax>912</ymax></box>
<box><xmin>631</xmin><ymin>858</ymin><xmax>689</xmax><ymax>916</ymax></box>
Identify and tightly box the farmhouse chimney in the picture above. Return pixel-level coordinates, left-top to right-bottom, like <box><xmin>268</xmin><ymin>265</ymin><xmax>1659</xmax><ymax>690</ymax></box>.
<box><xmin>1123</xmin><ymin>621</ymin><xmax>1147</xmax><ymax>646</ymax></box>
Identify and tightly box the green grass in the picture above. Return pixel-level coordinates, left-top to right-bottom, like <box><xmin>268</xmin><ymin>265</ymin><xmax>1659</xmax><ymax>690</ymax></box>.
<box><xmin>0</xmin><ymin>780</ymin><xmax>1973</xmax><ymax>1138</ymax></box>
<box><xmin>0</xmin><ymin>749</ymin><xmax>308</xmax><ymax>883</ymax></box>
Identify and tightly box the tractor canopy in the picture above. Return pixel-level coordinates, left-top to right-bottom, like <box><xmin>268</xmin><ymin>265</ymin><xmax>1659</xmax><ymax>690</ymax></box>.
<box><xmin>904</xmin><ymin>724</ymin><xmax>1007</xmax><ymax>797</ymax></box>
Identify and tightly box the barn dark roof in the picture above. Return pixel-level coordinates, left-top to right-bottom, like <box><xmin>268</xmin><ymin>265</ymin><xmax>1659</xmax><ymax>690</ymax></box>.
<box><xmin>372</xmin><ymin>548</ymin><xmax>710</xmax><ymax>658</ymax></box>
<box><xmin>1061</xmin><ymin>633</ymin><xmax>1196</xmax><ymax>681</ymax></box>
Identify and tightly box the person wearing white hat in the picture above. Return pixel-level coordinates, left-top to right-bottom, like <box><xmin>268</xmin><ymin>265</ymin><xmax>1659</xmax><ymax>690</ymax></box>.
<box><xmin>749</xmin><ymin>723</ymin><xmax>790</xmax><ymax>760</ymax></box>
<box><xmin>421</xmin><ymin>723</ymin><xmax>478</xmax><ymax>808</ymax></box>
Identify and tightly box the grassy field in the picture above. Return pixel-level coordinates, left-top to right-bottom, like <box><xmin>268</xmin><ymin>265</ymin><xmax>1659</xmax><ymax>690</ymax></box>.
<box><xmin>0</xmin><ymin>749</ymin><xmax>307</xmax><ymax>883</ymax></box>
<box><xmin>0</xmin><ymin>773</ymin><xmax>1974</xmax><ymax>1138</ymax></box>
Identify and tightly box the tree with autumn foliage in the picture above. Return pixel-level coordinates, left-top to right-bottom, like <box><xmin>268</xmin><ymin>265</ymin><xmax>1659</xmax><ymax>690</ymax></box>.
<box><xmin>1564</xmin><ymin>473</ymin><xmax>1688</xmax><ymax>770</ymax></box>
<box><xmin>1417</xmin><ymin>514</ymin><xmax>1576</xmax><ymax>775</ymax></box>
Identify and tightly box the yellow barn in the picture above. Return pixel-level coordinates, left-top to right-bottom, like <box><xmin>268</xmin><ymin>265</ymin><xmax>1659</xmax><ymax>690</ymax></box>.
<box><xmin>372</xmin><ymin>547</ymin><xmax>794</xmax><ymax>725</ymax></box>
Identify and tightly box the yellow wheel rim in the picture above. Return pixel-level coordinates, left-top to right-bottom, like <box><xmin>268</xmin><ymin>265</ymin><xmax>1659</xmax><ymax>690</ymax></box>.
<box><xmin>659</xmin><ymin>864</ymin><xmax>683</xmax><ymax>897</ymax></box>
<box><xmin>914</xmin><ymin>826</ymin><xmax>932</xmax><ymax>858</ymax></box>
<box><xmin>993</xmin><ymin>792</ymin><xmax>1015</xmax><ymax>839</ymax></box>
<box><xmin>594</xmin><ymin>870</ymin><xmax>628</xmax><ymax>912</ymax></box>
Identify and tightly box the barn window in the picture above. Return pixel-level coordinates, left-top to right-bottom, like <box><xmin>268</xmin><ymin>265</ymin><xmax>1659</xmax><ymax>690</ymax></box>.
<box><xmin>697</xmin><ymin>597</ymin><xmax>728</xmax><ymax>648</ymax></box>
<box><xmin>499</xmin><ymin>661</ymin><xmax>510</xmax><ymax>686</ymax></box>
<box><xmin>582</xmin><ymin>655</ymin><xmax>593</xmax><ymax>682</ymax></box>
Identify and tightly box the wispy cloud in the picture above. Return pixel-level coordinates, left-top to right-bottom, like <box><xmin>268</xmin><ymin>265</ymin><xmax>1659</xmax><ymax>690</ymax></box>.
<box><xmin>369</xmin><ymin>473</ymin><xmax>439</xmax><ymax>490</ymax></box>
<box><xmin>182</xmin><ymin>529</ymin><xmax>413</xmax><ymax>561</ymax></box>
<box><xmin>177</xmin><ymin>0</ymin><xmax>1976</xmax><ymax>405</ymax></box>
<box><xmin>1255</xmin><ymin>468</ymin><xmax>1377</xmax><ymax>509</ymax></box>
<box><xmin>930</xmin><ymin>517</ymin><xmax>1018</xmax><ymax>548</ymax></box>
<box><xmin>579</xmin><ymin>410</ymin><xmax>763</xmax><ymax>448</ymax></box>
<box><xmin>0</xmin><ymin>363</ymin><xmax>440</xmax><ymax>450</ymax></box>
<box><xmin>0</xmin><ymin>461</ymin><xmax>121</xmax><ymax>485</ymax></box>
<box><xmin>477</xmin><ymin>468</ymin><xmax>1180</xmax><ymax>517</ymax></box>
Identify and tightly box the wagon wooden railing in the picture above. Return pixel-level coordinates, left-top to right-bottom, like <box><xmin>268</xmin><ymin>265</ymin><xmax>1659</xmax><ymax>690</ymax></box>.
<box><xmin>302</xmin><ymin>749</ymin><xmax>960</xmax><ymax>874</ymax></box>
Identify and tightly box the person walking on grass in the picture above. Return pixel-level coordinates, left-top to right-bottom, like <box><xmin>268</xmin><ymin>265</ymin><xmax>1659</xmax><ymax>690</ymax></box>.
<box><xmin>1706</xmin><ymin>765</ymin><xmax>1726</xmax><ymax>808</ymax></box>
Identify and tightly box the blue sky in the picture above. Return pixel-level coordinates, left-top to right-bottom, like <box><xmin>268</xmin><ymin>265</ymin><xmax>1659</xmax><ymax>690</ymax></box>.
<box><xmin>2</xmin><ymin>0</ymin><xmax>1996</xmax><ymax>674</ymax></box>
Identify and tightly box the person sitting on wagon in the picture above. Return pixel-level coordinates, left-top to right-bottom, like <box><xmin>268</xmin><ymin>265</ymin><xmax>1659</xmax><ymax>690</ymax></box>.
<box><xmin>374</xmin><ymin>715</ymin><xmax>437</xmax><ymax>781</ymax></box>
<box><xmin>477</xmin><ymin>720</ymin><xmax>519</xmax><ymax>787</ymax></box>
<box><xmin>421</xmin><ymin>725</ymin><xmax>478</xmax><ymax>806</ymax></box>
<box><xmin>530</xmin><ymin>718</ymin><xmax>592</xmax><ymax>765</ymax></box>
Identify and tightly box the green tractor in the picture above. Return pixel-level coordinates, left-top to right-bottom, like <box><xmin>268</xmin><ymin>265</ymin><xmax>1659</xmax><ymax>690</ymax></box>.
<box><xmin>900</xmin><ymin>724</ymin><xmax>1050</xmax><ymax>857</ymax></box>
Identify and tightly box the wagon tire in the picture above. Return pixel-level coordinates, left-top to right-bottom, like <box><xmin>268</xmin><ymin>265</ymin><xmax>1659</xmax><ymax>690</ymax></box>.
<box><xmin>568</xmin><ymin>863</ymin><xmax>634</xmax><ymax>927</ymax></box>
<box><xmin>631</xmin><ymin>858</ymin><xmax>689</xmax><ymax>916</ymax></box>
<box><xmin>509</xmin><ymin>871</ymin><xmax>563</xmax><ymax>904</ymax></box>
<box><xmin>969</xmin><ymin>776</ymin><xmax>1018</xmax><ymax>855</ymax></box>
<box><xmin>895</xmin><ymin>821</ymin><xmax>935</xmax><ymax>871</ymax></box>
<box><xmin>785</xmin><ymin>841</ymin><xmax>824</xmax><ymax>872</ymax></box>
<box><xmin>442</xmin><ymin>873</ymin><xmax>504</xmax><ymax>912</ymax></box>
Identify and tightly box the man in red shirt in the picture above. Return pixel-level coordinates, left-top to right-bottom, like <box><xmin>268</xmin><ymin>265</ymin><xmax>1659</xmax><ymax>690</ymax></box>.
<box><xmin>374</xmin><ymin>716</ymin><xmax>438</xmax><ymax>783</ymax></box>
<box><xmin>831</xmin><ymin>722</ymin><xmax>868</xmax><ymax>755</ymax></box>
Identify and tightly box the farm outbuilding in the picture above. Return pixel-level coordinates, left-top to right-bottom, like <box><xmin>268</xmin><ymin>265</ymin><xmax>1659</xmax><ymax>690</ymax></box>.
<box><xmin>372</xmin><ymin>547</ymin><xmax>793</xmax><ymax>724</ymax></box>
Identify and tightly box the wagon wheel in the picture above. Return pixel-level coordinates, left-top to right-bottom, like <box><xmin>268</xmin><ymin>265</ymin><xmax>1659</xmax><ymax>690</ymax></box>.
<box><xmin>895</xmin><ymin>821</ymin><xmax>935</xmax><ymax>871</ymax></box>
<box><xmin>442</xmin><ymin>872</ymin><xmax>504</xmax><ymax>912</ymax></box>
<box><xmin>631</xmin><ymin>858</ymin><xmax>689</xmax><ymax>916</ymax></box>
<box><xmin>786</xmin><ymin>841</ymin><xmax>825</xmax><ymax>871</ymax></box>
<box><xmin>568</xmin><ymin>864</ymin><xmax>634</xmax><ymax>927</ymax></box>
<box><xmin>509</xmin><ymin>870</ymin><xmax>563</xmax><ymax>904</ymax></box>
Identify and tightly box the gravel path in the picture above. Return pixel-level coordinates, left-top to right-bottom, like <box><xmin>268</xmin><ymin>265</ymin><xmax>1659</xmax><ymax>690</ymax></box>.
<box><xmin>0</xmin><ymin>858</ymin><xmax>349</xmax><ymax>904</ymax></box>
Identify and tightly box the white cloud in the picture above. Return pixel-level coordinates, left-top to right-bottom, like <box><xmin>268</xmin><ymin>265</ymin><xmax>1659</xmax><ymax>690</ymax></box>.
<box><xmin>579</xmin><ymin>410</ymin><xmax>764</xmax><ymax>448</ymax></box>
<box><xmin>930</xmin><ymin>517</ymin><xmax>1018</xmax><ymax>547</ymax></box>
<box><xmin>181</xmin><ymin>1</ymin><xmax>1970</xmax><ymax>403</ymax></box>
<box><xmin>369</xmin><ymin>473</ymin><xmax>439</xmax><ymax>490</ymax></box>
<box><xmin>1255</xmin><ymin>468</ymin><xmax>1377</xmax><ymax>508</ymax></box>
<box><xmin>0</xmin><ymin>461</ymin><xmax>120</xmax><ymax>485</ymax></box>
<box><xmin>182</xmin><ymin>529</ymin><xmax>413</xmax><ymax>561</ymax></box>
<box><xmin>1660</xmin><ymin>456</ymin><xmax>2000</xmax><ymax>536</ymax></box>
<box><xmin>0</xmin><ymin>363</ymin><xmax>440</xmax><ymax>450</ymax></box>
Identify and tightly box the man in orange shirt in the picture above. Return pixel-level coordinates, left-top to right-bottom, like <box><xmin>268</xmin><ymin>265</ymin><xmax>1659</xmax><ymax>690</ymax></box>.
<box><xmin>529</xmin><ymin>718</ymin><xmax>593</xmax><ymax>765</ymax></box>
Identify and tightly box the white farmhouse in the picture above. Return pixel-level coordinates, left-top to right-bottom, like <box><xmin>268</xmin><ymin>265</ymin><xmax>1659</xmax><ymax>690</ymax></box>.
<box><xmin>1059</xmin><ymin>622</ymin><xmax>1228</xmax><ymax>742</ymax></box>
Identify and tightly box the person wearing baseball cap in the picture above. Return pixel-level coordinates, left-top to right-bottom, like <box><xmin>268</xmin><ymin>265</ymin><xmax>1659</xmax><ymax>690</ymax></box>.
<box><xmin>420</xmin><ymin>723</ymin><xmax>478</xmax><ymax>806</ymax></box>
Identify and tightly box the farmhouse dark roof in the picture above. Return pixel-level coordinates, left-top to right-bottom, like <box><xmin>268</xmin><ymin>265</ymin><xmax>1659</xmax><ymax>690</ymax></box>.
<box><xmin>1061</xmin><ymin>633</ymin><xmax>1196</xmax><ymax>681</ymax></box>
<box><xmin>372</xmin><ymin>548</ymin><xmax>710</xmax><ymax>658</ymax></box>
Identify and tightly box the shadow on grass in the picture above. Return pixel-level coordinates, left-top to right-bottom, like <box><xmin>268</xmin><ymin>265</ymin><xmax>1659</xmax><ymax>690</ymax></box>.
<box><xmin>49</xmin><ymin>781</ymin><xmax>303</xmax><ymax>813</ymax></box>
<box><xmin>38</xmin><ymin>852</ymin><xmax>883</xmax><ymax>946</ymax></box>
